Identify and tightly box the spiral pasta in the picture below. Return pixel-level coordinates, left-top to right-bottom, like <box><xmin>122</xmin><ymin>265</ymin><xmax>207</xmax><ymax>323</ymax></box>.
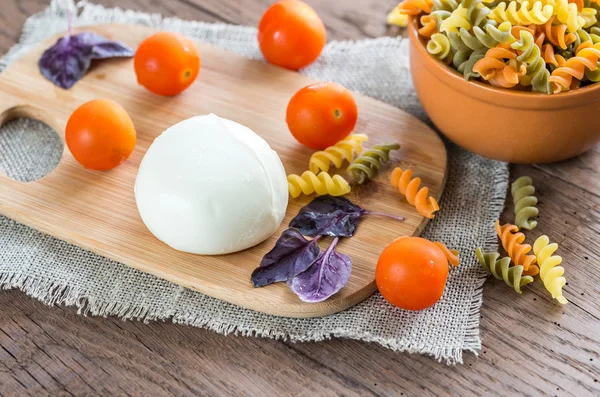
<box><xmin>287</xmin><ymin>171</ymin><xmax>351</xmax><ymax>198</ymax></box>
<box><xmin>309</xmin><ymin>134</ymin><xmax>368</xmax><ymax>174</ymax></box>
<box><xmin>511</xmin><ymin>176</ymin><xmax>539</xmax><ymax>230</ymax></box>
<box><xmin>548</xmin><ymin>41</ymin><xmax>600</xmax><ymax>92</ymax></box>
<box><xmin>398</xmin><ymin>0</ymin><xmax>434</xmax><ymax>15</ymax></box>
<box><xmin>433</xmin><ymin>0</ymin><xmax>460</xmax><ymax>12</ymax></box>
<box><xmin>542</xmin><ymin>16</ymin><xmax>577</xmax><ymax>48</ymax></box>
<box><xmin>390</xmin><ymin>168</ymin><xmax>440</xmax><ymax>218</ymax></box>
<box><xmin>434</xmin><ymin>242</ymin><xmax>460</xmax><ymax>266</ymax></box>
<box><xmin>347</xmin><ymin>143</ymin><xmax>401</xmax><ymax>184</ymax></box>
<box><xmin>427</xmin><ymin>33</ymin><xmax>453</xmax><ymax>60</ymax></box>
<box><xmin>512</xmin><ymin>30</ymin><xmax>552</xmax><ymax>92</ymax></box>
<box><xmin>419</xmin><ymin>14</ymin><xmax>439</xmax><ymax>36</ymax></box>
<box><xmin>489</xmin><ymin>58</ymin><xmax>528</xmax><ymax>87</ymax></box>
<box><xmin>545</xmin><ymin>0</ymin><xmax>586</xmax><ymax>32</ymax></box>
<box><xmin>397</xmin><ymin>0</ymin><xmax>600</xmax><ymax>93</ymax></box>
<box><xmin>440</xmin><ymin>5</ymin><xmax>473</xmax><ymax>32</ymax></box>
<box><xmin>473</xmin><ymin>46</ymin><xmax>518</xmax><ymax>80</ymax></box>
<box><xmin>387</xmin><ymin>6</ymin><xmax>410</xmax><ymax>26</ymax></box>
<box><xmin>489</xmin><ymin>1</ymin><xmax>554</xmax><ymax>25</ymax></box>
<box><xmin>495</xmin><ymin>220</ymin><xmax>539</xmax><ymax>275</ymax></box>
<box><xmin>533</xmin><ymin>235</ymin><xmax>568</xmax><ymax>304</ymax></box>
<box><xmin>476</xmin><ymin>248</ymin><xmax>534</xmax><ymax>294</ymax></box>
<box><xmin>461</xmin><ymin>0</ymin><xmax>493</xmax><ymax>26</ymax></box>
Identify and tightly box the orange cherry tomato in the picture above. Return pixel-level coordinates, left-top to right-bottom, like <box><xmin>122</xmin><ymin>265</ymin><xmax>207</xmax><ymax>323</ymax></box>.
<box><xmin>286</xmin><ymin>82</ymin><xmax>358</xmax><ymax>149</ymax></box>
<box><xmin>134</xmin><ymin>32</ymin><xmax>200</xmax><ymax>96</ymax></box>
<box><xmin>65</xmin><ymin>99</ymin><xmax>136</xmax><ymax>171</ymax></box>
<box><xmin>375</xmin><ymin>237</ymin><xmax>449</xmax><ymax>311</ymax></box>
<box><xmin>258</xmin><ymin>0</ymin><xmax>326</xmax><ymax>70</ymax></box>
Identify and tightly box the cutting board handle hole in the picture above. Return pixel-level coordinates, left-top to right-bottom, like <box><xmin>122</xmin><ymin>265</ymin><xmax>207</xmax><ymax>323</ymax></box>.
<box><xmin>0</xmin><ymin>105</ymin><xmax>63</xmax><ymax>183</ymax></box>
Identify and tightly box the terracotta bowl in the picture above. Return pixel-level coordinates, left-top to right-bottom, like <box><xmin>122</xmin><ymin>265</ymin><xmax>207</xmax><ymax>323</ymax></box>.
<box><xmin>407</xmin><ymin>17</ymin><xmax>600</xmax><ymax>164</ymax></box>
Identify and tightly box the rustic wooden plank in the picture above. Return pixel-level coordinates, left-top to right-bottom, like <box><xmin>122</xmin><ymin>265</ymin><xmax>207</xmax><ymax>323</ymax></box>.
<box><xmin>1</xmin><ymin>0</ymin><xmax>600</xmax><ymax>396</ymax></box>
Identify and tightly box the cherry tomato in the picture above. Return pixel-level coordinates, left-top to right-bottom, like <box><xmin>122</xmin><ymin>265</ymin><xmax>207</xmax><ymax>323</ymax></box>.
<box><xmin>375</xmin><ymin>237</ymin><xmax>449</xmax><ymax>311</ymax></box>
<box><xmin>134</xmin><ymin>32</ymin><xmax>200</xmax><ymax>96</ymax></box>
<box><xmin>65</xmin><ymin>99</ymin><xmax>136</xmax><ymax>171</ymax></box>
<box><xmin>286</xmin><ymin>82</ymin><xmax>358</xmax><ymax>149</ymax></box>
<box><xmin>258</xmin><ymin>0</ymin><xmax>326</xmax><ymax>70</ymax></box>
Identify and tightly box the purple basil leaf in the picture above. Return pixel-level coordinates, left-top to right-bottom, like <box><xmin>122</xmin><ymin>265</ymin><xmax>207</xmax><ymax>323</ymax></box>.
<box><xmin>39</xmin><ymin>35</ymin><xmax>93</xmax><ymax>89</ymax></box>
<box><xmin>289</xmin><ymin>195</ymin><xmax>366</xmax><ymax>237</ymax></box>
<box><xmin>251</xmin><ymin>229</ymin><xmax>321</xmax><ymax>287</ymax></box>
<box><xmin>38</xmin><ymin>32</ymin><xmax>133</xmax><ymax>89</ymax></box>
<box><xmin>287</xmin><ymin>237</ymin><xmax>352</xmax><ymax>303</ymax></box>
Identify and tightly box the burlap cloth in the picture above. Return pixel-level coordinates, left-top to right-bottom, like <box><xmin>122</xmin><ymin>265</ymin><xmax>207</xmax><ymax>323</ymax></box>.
<box><xmin>0</xmin><ymin>0</ymin><xmax>509</xmax><ymax>364</ymax></box>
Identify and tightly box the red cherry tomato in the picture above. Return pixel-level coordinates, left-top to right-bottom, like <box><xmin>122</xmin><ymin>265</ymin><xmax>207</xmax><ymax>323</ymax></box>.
<box><xmin>258</xmin><ymin>0</ymin><xmax>326</xmax><ymax>70</ymax></box>
<box><xmin>134</xmin><ymin>32</ymin><xmax>201</xmax><ymax>96</ymax></box>
<box><xmin>375</xmin><ymin>237</ymin><xmax>449</xmax><ymax>311</ymax></box>
<box><xmin>65</xmin><ymin>99</ymin><xmax>136</xmax><ymax>171</ymax></box>
<box><xmin>286</xmin><ymin>82</ymin><xmax>358</xmax><ymax>149</ymax></box>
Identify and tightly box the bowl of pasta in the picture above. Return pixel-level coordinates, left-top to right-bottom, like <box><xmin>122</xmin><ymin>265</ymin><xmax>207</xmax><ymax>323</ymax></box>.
<box><xmin>404</xmin><ymin>1</ymin><xmax>600</xmax><ymax>164</ymax></box>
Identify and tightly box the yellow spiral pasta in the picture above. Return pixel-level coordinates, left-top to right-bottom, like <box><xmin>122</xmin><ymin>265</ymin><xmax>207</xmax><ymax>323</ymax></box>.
<box><xmin>495</xmin><ymin>220</ymin><xmax>539</xmax><ymax>275</ymax></box>
<box><xmin>544</xmin><ymin>0</ymin><xmax>586</xmax><ymax>32</ymax></box>
<box><xmin>287</xmin><ymin>171</ymin><xmax>351</xmax><ymax>198</ymax></box>
<box><xmin>511</xmin><ymin>176</ymin><xmax>539</xmax><ymax>231</ymax></box>
<box><xmin>390</xmin><ymin>167</ymin><xmax>440</xmax><ymax>219</ymax></box>
<box><xmin>427</xmin><ymin>33</ymin><xmax>453</xmax><ymax>60</ymax></box>
<box><xmin>434</xmin><ymin>242</ymin><xmax>460</xmax><ymax>266</ymax></box>
<box><xmin>309</xmin><ymin>134</ymin><xmax>368</xmax><ymax>174</ymax></box>
<box><xmin>476</xmin><ymin>248</ymin><xmax>534</xmax><ymax>294</ymax></box>
<box><xmin>582</xmin><ymin>7</ymin><xmax>598</xmax><ymax>28</ymax></box>
<box><xmin>489</xmin><ymin>1</ymin><xmax>554</xmax><ymax>25</ymax></box>
<box><xmin>440</xmin><ymin>5</ymin><xmax>472</xmax><ymax>33</ymax></box>
<box><xmin>387</xmin><ymin>6</ymin><xmax>410</xmax><ymax>27</ymax></box>
<box><xmin>533</xmin><ymin>235</ymin><xmax>568</xmax><ymax>304</ymax></box>
<box><xmin>397</xmin><ymin>0</ymin><xmax>434</xmax><ymax>15</ymax></box>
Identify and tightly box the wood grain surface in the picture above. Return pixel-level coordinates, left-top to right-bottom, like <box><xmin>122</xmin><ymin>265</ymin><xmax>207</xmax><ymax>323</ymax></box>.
<box><xmin>1</xmin><ymin>1</ymin><xmax>599</xmax><ymax>396</ymax></box>
<box><xmin>0</xmin><ymin>24</ymin><xmax>446</xmax><ymax>317</ymax></box>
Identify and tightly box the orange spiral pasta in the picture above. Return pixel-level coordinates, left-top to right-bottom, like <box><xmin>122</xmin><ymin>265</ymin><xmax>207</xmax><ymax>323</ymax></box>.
<box><xmin>495</xmin><ymin>220</ymin><xmax>539</xmax><ymax>276</ymax></box>
<box><xmin>397</xmin><ymin>0</ymin><xmax>434</xmax><ymax>15</ymax></box>
<box><xmin>473</xmin><ymin>46</ymin><xmax>518</xmax><ymax>80</ymax></box>
<box><xmin>548</xmin><ymin>41</ymin><xmax>600</xmax><ymax>92</ymax></box>
<box><xmin>541</xmin><ymin>16</ymin><xmax>577</xmax><ymax>49</ymax></box>
<box><xmin>419</xmin><ymin>14</ymin><xmax>438</xmax><ymax>37</ymax></box>
<box><xmin>434</xmin><ymin>242</ymin><xmax>460</xmax><ymax>266</ymax></box>
<box><xmin>543</xmin><ymin>43</ymin><xmax>559</xmax><ymax>66</ymax></box>
<box><xmin>489</xmin><ymin>58</ymin><xmax>528</xmax><ymax>87</ymax></box>
<box><xmin>390</xmin><ymin>168</ymin><xmax>440</xmax><ymax>219</ymax></box>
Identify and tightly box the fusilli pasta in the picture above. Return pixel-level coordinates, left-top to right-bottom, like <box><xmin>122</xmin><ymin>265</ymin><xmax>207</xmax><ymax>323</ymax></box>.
<box><xmin>548</xmin><ymin>41</ymin><xmax>600</xmax><ymax>92</ymax></box>
<box><xmin>489</xmin><ymin>1</ymin><xmax>554</xmax><ymax>25</ymax></box>
<box><xmin>495</xmin><ymin>220</ymin><xmax>539</xmax><ymax>275</ymax></box>
<box><xmin>434</xmin><ymin>242</ymin><xmax>460</xmax><ymax>266</ymax></box>
<box><xmin>476</xmin><ymin>248</ymin><xmax>534</xmax><ymax>293</ymax></box>
<box><xmin>287</xmin><ymin>171</ymin><xmax>351</xmax><ymax>198</ymax></box>
<box><xmin>309</xmin><ymin>134</ymin><xmax>368</xmax><ymax>174</ymax></box>
<box><xmin>533</xmin><ymin>235</ymin><xmax>568</xmax><ymax>304</ymax></box>
<box><xmin>347</xmin><ymin>143</ymin><xmax>401</xmax><ymax>184</ymax></box>
<box><xmin>512</xmin><ymin>30</ymin><xmax>552</xmax><ymax>93</ymax></box>
<box><xmin>511</xmin><ymin>176</ymin><xmax>539</xmax><ymax>230</ymax></box>
<box><xmin>390</xmin><ymin>168</ymin><xmax>440</xmax><ymax>218</ymax></box>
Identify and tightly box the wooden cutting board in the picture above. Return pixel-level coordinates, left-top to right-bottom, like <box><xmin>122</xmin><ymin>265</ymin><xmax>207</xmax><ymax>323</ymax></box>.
<box><xmin>0</xmin><ymin>24</ymin><xmax>447</xmax><ymax>317</ymax></box>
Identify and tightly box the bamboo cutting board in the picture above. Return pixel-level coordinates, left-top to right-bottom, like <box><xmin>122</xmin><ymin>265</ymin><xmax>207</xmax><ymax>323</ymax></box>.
<box><xmin>0</xmin><ymin>24</ymin><xmax>447</xmax><ymax>317</ymax></box>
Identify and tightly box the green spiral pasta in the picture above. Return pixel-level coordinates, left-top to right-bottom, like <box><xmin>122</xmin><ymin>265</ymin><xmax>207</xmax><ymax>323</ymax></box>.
<box><xmin>429</xmin><ymin>10</ymin><xmax>452</xmax><ymax>26</ymax></box>
<box><xmin>459</xmin><ymin>48</ymin><xmax>487</xmax><ymax>80</ymax></box>
<box><xmin>432</xmin><ymin>0</ymin><xmax>459</xmax><ymax>12</ymax></box>
<box><xmin>512</xmin><ymin>30</ymin><xmax>551</xmax><ymax>93</ymax></box>
<box><xmin>461</xmin><ymin>0</ymin><xmax>492</xmax><ymax>26</ymax></box>
<box><xmin>511</xmin><ymin>176</ymin><xmax>539</xmax><ymax>231</ymax></box>
<box><xmin>476</xmin><ymin>248</ymin><xmax>534</xmax><ymax>294</ymax></box>
<box><xmin>348</xmin><ymin>143</ymin><xmax>401</xmax><ymax>184</ymax></box>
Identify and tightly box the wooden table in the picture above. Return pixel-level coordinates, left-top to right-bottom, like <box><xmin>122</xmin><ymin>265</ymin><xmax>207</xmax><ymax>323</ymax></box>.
<box><xmin>1</xmin><ymin>1</ymin><xmax>599</xmax><ymax>396</ymax></box>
